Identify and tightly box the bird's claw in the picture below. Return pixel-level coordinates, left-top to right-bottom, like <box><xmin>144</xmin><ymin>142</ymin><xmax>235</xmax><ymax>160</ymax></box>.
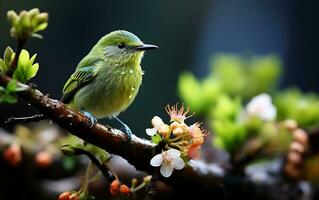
<box><xmin>82</xmin><ymin>111</ymin><xmax>97</xmax><ymax>128</ymax></box>
<box><xmin>122</xmin><ymin>124</ymin><xmax>132</xmax><ymax>142</ymax></box>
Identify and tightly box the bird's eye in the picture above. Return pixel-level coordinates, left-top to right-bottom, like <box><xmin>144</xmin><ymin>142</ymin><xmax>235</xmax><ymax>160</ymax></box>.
<box><xmin>117</xmin><ymin>43</ymin><xmax>125</xmax><ymax>49</ymax></box>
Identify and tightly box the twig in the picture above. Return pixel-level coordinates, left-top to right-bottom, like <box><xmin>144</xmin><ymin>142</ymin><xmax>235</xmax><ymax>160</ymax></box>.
<box><xmin>73</xmin><ymin>147</ymin><xmax>115</xmax><ymax>182</ymax></box>
<box><xmin>5</xmin><ymin>114</ymin><xmax>47</xmax><ymax>124</ymax></box>
<box><xmin>7</xmin><ymin>37</ymin><xmax>27</xmax><ymax>76</ymax></box>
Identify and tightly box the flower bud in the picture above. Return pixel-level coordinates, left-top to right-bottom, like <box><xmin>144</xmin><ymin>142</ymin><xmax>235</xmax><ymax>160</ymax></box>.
<box><xmin>69</xmin><ymin>193</ymin><xmax>79</xmax><ymax>200</ymax></box>
<box><xmin>158</xmin><ymin>124</ymin><xmax>170</xmax><ymax>137</ymax></box>
<box><xmin>19</xmin><ymin>10</ymin><xmax>31</xmax><ymax>28</ymax></box>
<box><xmin>58</xmin><ymin>191</ymin><xmax>71</xmax><ymax>200</ymax></box>
<box><xmin>173</xmin><ymin>127</ymin><xmax>184</xmax><ymax>136</ymax></box>
<box><xmin>192</xmin><ymin>137</ymin><xmax>204</xmax><ymax>146</ymax></box>
<box><xmin>151</xmin><ymin>116</ymin><xmax>164</xmax><ymax>128</ymax></box>
<box><xmin>289</xmin><ymin>142</ymin><xmax>305</xmax><ymax>154</ymax></box>
<box><xmin>35</xmin><ymin>151</ymin><xmax>52</xmax><ymax>168</ymax></box>
<box><xmin>283</xmin><ymin>119</ymin><xmax>298</xmax><ymax>131</ymax></box>
<box><xmin>4</xmin><ymin>46</ymin><xmax>14</xmax><ymax>66</ymax></box>
<box><xmin>7</xmin><ymin>10</ymin><xmax>18</xmax><ymax>23</ymax></box>
<box><xmin>170</xmin><ymin>122</ymin><xmax>179</xmax><ymax>131</ymax></box>
<box><xmin>110</xmin><ymin>180</ymin><xmax>120</xmax><ymax>195</ymax></box>
<box><xmin>34</xmin><ymin>13</ymin><xmax>48</xmax><ymax>24</ymax></box>
<box><xmin>287</xmin><ymin>151</ymin><xmax>302</xmax><ymax>165</ymax></box>
<box><xmin>293</xmin><ymin>129</ymin><xmax>308</xmax><ymax>146</ymax></box>
<box><xmin>119</xmin><ymin>184</ymin><xmax>131</xmax><ymax>196</ymax></box>
<box><xmin>27</xmin><ymin>8</ymin><xmax>40</xmax><ymax>20</ymax></box>
<box><xmin>143</xmin><ymin>175</ymin><xmax>152</xmax><ymax>184</ymax></box>
<box><xmin>131</xmin><ymin>178</ymin><xmax>138</xmax><ymax>188</ymax></box>
<box><xmin>179</xmin><ymin>123</ymin><xmax>189</xmax><ymax>132</ymax></box>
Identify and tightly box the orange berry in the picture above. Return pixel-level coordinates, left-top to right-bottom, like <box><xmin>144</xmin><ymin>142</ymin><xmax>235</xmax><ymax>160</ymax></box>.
<box><xmin>58</xmin><ymin>191</ymin><xmax>71</xmax><ymax>200</ymax></box>
<box><xmin>69</xmin><ymin>193</ymin><xmax>79</xmax><ymax>200</ymax></box>
<box><xmin>110</xmin><ymin>179</ymin><xmax>120</xmax><ymax>195</ymax></box>
<box><xmin>119</xmin><ymin>184</ymin><xmax>131</xmax><ymax>196</ymax></box>
<box><xmin>35</xmin><ymin>151</ymin><xmax>53</xmax><ymax>168</ymax></box>
<box><xmin>4</xmin><ymin>144</ymin><xmax>22</xmax><ymax>167</ymax></box>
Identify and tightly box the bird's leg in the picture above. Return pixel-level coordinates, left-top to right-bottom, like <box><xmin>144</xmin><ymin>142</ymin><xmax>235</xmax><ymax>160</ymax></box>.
<box><xmin>112</xmin><ymin>116</ymin><xmax>132</xmax><ymax>141</ymax></box>
<box><xmin>81</xmin><ymin>111</ymin><xmax>97</xmax><ymax>128</ymax></box>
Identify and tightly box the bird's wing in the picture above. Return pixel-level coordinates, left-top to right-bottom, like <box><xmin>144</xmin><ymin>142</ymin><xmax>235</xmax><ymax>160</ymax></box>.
<box><xmin>61</xmin><ymin>66</ymin><xmax>97</xmax><ymax>103</ymax></box>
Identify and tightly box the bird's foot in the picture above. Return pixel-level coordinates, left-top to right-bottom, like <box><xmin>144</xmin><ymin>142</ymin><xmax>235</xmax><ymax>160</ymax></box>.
<box><xmin>82</xmin><ymin>111</ymin><xmax>97</xmax><ymax>128</ymax></box>
<box><xmin>113</xmin><ymin>116</ymin><xmax>132</xmax><ymax>141</ymax></box>
<box><xmin>122</xmin><ymin>123</ymin><xmax>132</xmax><ymax>141</ymax></box>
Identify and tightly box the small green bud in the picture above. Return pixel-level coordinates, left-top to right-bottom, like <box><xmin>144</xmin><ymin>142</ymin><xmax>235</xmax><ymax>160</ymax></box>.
<box><xmin>143</xmin><ymin>175</ymin><xmax>152</xmax><ymax>184</ymax></box>
<box><xmin>0</xmin><ymin>59</ymin><xmax>7</xmax><ymax>72</ymax></box>
<box><xmin>10</xmin><ymin>28</ymin><xmax>17</xmax><ymax>38</ymax></box>
<box><xmin>7</xmin><ymin>10</ymin><xmax>18</xmax><ymax>24</ymax></box>
<box><xmin>33</xmin><ymin>13</ymin><xmax>49</xmax><ymax>25</ymax></box>
<box><xmin>20</xmin><ymin>11</ymin><xmax>31</xmax><ymax>29</ymax></box>
<box><xmin>27</xmin><ymin>8</ymin><xmax>40</xmax><ymax>20</ymax></box>
<box><xmin>131</xmin><ymin>178</ymin><xmax>138</xmax><ymax>188</ymax></box>
<box><xmin>4</xmin><ymin>46</ymin><xmax>14</xmax><ymax>66</ymax></box>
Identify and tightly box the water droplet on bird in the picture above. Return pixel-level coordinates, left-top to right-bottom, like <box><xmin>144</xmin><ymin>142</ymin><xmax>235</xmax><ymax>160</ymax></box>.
<box><xmin>27</xmin><ymin>103</ymin><xmax>31</xmax><ymax>106</ymax></box>
<box><xmin>129</xmin><ymin>69</ymin><xmax>133</xmax><ymax>74</ymax></box>
<box><xmin>129</xmin><ymin>95</ymin><xmax>133</xmax><ymax>99</ymax></box>
<box><xmin>131</xmin><ymin>87</ymin><xmax>135</xmax><ymax>91</ymax></box>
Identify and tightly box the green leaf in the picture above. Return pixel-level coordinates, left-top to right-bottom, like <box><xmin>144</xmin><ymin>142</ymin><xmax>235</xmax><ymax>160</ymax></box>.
<box><xmin>84</xmin><ymin>144</ymin><xmax>110</xmax><ymax>163</ymax></box>
<box><xmin>13</xmin><ymin>49</ymin><xmax>39</xmax><ymax>83</ymax></box>
<box><xmin>18</xmin><ymin>49</ymin><xmax>30</xmax><ymax>70</ymax></box>
<box><xmin>6</xmin><ymin>79</ymin><xmax>17</xmax><ymax>93</ymax></box>
<box><xmin>27</xmin><ymin>63</ymin><xmax>39</xmax><ymax>79</ymax></box>
<box><xmin>31</xmin><ymin>33</ymin><xmax>43</xmax><ymax>39</ymax></box>
<box><xmin>34</xmin><ymin>22</ymin><xmax>48</xmax><ymax>32</ymax></box>
<box><xmin>0</xmin><ymin>94</ymin><xmax>17</xmax><ymax>104</ymax></box>
<box><xmin>13</xmin><ymin>68</ymin><xmax>27</xmax><ymax>83</ymax></box>
<box><xmin>0</xmin><ymin>86</ymin><xmax>5</xmax><ymax>93</ymax></box>
<box><xmin>151</xmin><ymin>134</ymin><xmax>162</xmax><ymax>144</ymax></box>
<box><xmin>4</xmin><ymin>46</ymin><xmax>14</xmax><ymax>66</ymax></box>
<box><xmin>0</xmin><ymin>59</ymin><xmax>7</xmax><ymax>72</ymax></box>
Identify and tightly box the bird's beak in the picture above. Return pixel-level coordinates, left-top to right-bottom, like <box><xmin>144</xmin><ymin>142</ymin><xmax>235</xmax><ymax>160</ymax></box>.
<box><xmin>133</xmin><ymin>44</ymin><xmax>159</xmax><ymax>51</ymax></box>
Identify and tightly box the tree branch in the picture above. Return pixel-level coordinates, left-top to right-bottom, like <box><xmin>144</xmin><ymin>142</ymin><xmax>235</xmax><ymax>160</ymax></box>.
<box><xmin>0</xmin><ymin>74</ymin><xmax>224</xmax><ymax>188</ymax></box>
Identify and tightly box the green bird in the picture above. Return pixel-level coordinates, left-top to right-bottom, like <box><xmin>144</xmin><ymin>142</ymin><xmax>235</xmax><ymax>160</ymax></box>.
<box><xmin>61</xmin><ymin>30</ymin><xmax>158</xmax><ymax>139</ymax></box>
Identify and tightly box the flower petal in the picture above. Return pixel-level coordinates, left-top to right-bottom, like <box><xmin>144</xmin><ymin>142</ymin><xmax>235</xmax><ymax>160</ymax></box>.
<box><xmin>173</xmin><ymin>157</ymin><xmax>185</xmax><ymax>170</ymax></box>
<box><xmin>146</xmin><ymin>128</ymin><xmax>157</xmax><ymax>136</ymax></box>
<box><xmin>150</xmin><ymin>154</ymin><xmax>163</xmax><ymax>167</ymax></box>
<box><xmin>160</xmin><ymin>162</ymin><xmax>174</xmax><ymax>177</ymax></box>
<box><xmin>167</xmin><ymin>149</ymin><xmax>181</xmax><ymax>158</ymax></box>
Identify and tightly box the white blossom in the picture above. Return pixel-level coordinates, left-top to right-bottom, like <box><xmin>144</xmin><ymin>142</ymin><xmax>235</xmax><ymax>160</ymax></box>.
<box><xmin>150</xmin><ymin>149</ymin><xmax>185</xmax><ymax>177</ymax></box>
<box><xmin>246</xmin><ymin>93</ymin><xmax>277</xmax><ymax>121</ymax></box>
<box><xmin>146</xmin><ymin>116</ymin><xmax>164</xmax><ymax>136</ymax></box>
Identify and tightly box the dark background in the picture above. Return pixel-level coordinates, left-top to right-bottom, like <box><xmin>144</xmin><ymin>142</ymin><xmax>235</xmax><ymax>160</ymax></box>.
<box><xmin>1</xmin><ymin>0</ymin><xmax>318</xmax><ymax>136</ymax></box>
